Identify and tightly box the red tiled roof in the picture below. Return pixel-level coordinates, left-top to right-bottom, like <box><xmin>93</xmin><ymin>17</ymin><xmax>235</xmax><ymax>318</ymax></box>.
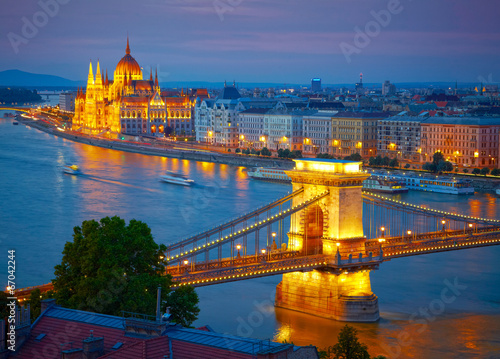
<box><xmin>171</xmin><ymin>340</ymin><xmax>253</xmax><ymax>359</ymax></box>
<box><xmin>100</xmin><ymin>336</ymin><xmax>170</xmax><ymax>359</ymax></box>
<box><xmin>15</xmin><ymin>317</ymin><xmax>142</xmax><ymax>359</ymax></box>
<box><xmin>435</xmin><ymin>101</ymin><xmax>448</xmax><ymax>108</ymax></box>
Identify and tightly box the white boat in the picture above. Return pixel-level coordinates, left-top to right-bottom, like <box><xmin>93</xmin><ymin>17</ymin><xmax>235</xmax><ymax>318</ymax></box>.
<box><xmin>160</xmin><ymin>171</ymin><xmax>194</xmax><ymax>186</ymax></box>
<box><xmin>496</xmin><ymin>188</ymin><xmax>500</xmax><ymax>196</ymax></box>
<box><xmin>388</xmin><ymin>174</ymin><xmax>474</xmax><ymax>195</ymax></box>
<box><xmin>363</xmin><ymin>176</ymin><xmax>408</xmax><ymax>194</ymax></box>
<box><xmin>247</xmin><ymin>167</ymin><xmax>291</xmax><ymax>182</ymax></box>
<box><xmin>63</xmin><ymin>165</ymin><xmax>80</xmax><ymax>175</ymax></box>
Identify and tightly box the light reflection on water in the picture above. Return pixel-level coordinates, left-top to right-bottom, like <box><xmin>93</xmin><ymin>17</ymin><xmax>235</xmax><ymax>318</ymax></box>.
<box><xmin>1</xmin><ymin>117</ymin><xmax>499</xmax><ymax>358</ymax></box>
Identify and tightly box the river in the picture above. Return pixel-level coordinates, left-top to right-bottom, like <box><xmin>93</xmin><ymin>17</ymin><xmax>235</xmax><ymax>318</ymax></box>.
<box><xmin>1</xmin><ymin>114</ymin><xmax>499</xmax><ymax>358</ymax></box>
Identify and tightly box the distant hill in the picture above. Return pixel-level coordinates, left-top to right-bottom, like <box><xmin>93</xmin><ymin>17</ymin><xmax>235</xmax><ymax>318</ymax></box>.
<box><xmin>0</xmin><ymin>69</ymin><xmax>80</xmax><ymax>87</ymax></box>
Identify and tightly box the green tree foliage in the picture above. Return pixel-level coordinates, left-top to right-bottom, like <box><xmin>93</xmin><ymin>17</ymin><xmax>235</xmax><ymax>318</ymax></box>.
<box><xmin>235</xmin><ymin>148</ymin><xmax>241</xmax><ymax>153</ymax></box>
<box><xmin>344</xmin><ymin>153</ymin><xmax>362</xmax><ymax>161</ymax></box>
<box><xmin>0</xmin><ymin>291</ymin><xmax>14</xmax><ymax>320</ymax></box>
<box><xmin>481</xmin><ymin>167</ymin><xmax>490</xmax><ymax>176</ymax></box>
<box><xmin>0</xmin><ymin>87</ymin><xmax>42</xmax><ymax>104</ymax></box>
<box><xmin>28</xmin><ymin>289</ymin><xmax>55</xmax><ymax>321</ymax></box>
<box><xmin>472</xmin><ymin>168</ymin><xmax>481</xmax><ymax>175</ymax></box>
<box><xmin>321</xmin><ymin>325</ymin><xmax>371</xmax><ymax>359</ymax></box>
<box><xmin>463</xmin><ymin>168</ymin><xmax>469</xmax><ymax>174</ymax></box>
<box><xmin>422</xmin><ymin>151</ymin><xmax>453</xmax><ymax>173</ymax></box>
<box><xmin>260</xmin><ymin>147</ymin><xmax>272</xmax><ymax>157</ymax></box>
<box><xmin>388</xmin><ymin>158</ymin><xmax>399</xmax><ymax>168</ymax></box>
<box><xmin>491</xmin><ymin>168</ymin><xmax>500</xmax><ymax>176</ymax></box>
<box><xmin>433</xmin><ymin>151</ymin><xmax>444</xmax><ymax>164</ymax></box>
<box><xmin>404</xmin><ymin>163</ymin><xmax>410</xmax><ymax>169</ymax></box>
<box><xmin>166</xmin><ymin>286</ymin><xmax>200</xmax><ymax>327</ymax></box>
<box><xmin>277</xmin><ymin>148</ymin><xmax>301</xmax><ymax>158</ymax></box>
<box><xmin>53</xmin><ymin>216</ymin><xmax>172</xmax><ymax>317</ymax></box>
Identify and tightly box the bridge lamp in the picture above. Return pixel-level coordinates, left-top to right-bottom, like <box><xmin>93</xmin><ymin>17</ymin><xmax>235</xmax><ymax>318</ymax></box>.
<box><xmin>380</xmin><ymin>226</ymin><xmax>385</xmax><ymax>237</ymax></box>
<box><xmin>236</xmin><ymin>244</ymin><xmax>242</xmax><ymax>258</ymax></box>
<box><xmin>183</xmin><ymin>260</ymin><xmax>189</xmax><ymax>266</ymax></box>
<box><xmin>468</xmin><ymin>223</ymin><xmax>473</xmax><ymax>228</ymax></box>
<box><xmin>407</xmin><ymin>230</ymin><xmax>412</xmax><ymax>236</ymax></box>
<box><xmin>261</xmin><ymin>249</ymin><xmax>266</xmax><ymax>254</ymax></box>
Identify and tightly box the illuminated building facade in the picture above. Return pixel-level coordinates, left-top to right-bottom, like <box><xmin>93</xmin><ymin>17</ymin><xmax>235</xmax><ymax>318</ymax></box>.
<box><xmin>377</xmin><ymin>115</ymin><xmax>424</xmax><ymax>162</ymax></box>
<box><xmin>420</xmin><ymin>117</ymin><xmax>500</xmax><ymax>168</ymax></box>
<box><xmin>73</xmin><ymin>38</ymin><xmax>198</xmax><ymax>137</ymax></box>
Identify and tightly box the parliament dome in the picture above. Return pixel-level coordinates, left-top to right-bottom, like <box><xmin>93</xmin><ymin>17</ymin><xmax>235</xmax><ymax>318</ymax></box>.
<box><xmin>114</xmin><ymin>38</ymin><xmax>142</xmax><ymax>78</ymax></box>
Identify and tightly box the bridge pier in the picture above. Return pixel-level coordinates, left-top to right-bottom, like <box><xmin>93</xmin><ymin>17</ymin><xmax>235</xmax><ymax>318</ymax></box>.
<box><xmin>275</xmin><ymin>269</ymin><xmax>379</xmax><ymax>322</ymax></box>
<box><xmin>276</xmin><ymin>159</ymin><xmax>379</xmax><ymax>322</ymax></box>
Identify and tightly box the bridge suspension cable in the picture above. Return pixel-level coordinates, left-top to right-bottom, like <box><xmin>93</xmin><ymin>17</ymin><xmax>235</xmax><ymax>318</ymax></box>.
<box><xmin>165</xmin><ymin>188</ymin><xmax>304</xmax><ymax>254</ymax></box>
<box><xmin>165</xmin><ymin>190</ymin><xmax>329</xmax><ymax>264</ymax></box>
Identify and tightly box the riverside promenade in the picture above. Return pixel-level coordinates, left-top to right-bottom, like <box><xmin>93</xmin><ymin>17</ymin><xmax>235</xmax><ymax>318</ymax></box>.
<box><xmin>16</xmin><ymin>115</ymin><xmax>296</xmax><ymax>169</ymax></box>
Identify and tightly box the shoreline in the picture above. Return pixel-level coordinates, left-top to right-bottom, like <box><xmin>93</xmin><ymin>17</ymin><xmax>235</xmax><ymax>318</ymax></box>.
<box><xmin>15</xmin><ymin>115</ymin><xmax>296</xmax><ymax>169</ymax></box>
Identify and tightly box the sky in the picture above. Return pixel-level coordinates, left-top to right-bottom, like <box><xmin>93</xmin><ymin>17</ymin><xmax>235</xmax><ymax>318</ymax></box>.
<box><xmin>0</xmin><ymin>0</ymin><xmax>499</xmax><ymax>85</ymax></box>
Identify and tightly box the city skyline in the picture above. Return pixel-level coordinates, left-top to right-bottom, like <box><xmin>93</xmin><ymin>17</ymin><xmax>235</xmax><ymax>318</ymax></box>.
<box><xmin>1</xmin><ymin>0</ymin><xmax>499</xmax><ymax>84</ymax></box>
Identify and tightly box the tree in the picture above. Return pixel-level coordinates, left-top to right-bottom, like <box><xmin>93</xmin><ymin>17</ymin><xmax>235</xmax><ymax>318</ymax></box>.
<box><xmin>432</xmin><ymin>151</ymin><xmax>444</xmax><ymax>165</ymax></box>
<box><xmin>28</xmin><ymin>289</ymin><xmax>55</xmax><ymax>321</ymax></box>
<box><xmin>0</xmin><ymin>291</ymin><xmax>14</xmax><ymax>320</ymax></box>
<box><xmin>463</xmin><ymin>168</ymin><xmax>469</xmax><ymax>174</ymax></box>
<box><xmin>481</xmin><ymin>167</ymin><xmax>490</xmax><ymax>176</ymax></box>
<box><xmin>388</xmin><ymin>158</ymin><xmax>399</xmax><ymax>168</ymax></box>
<box><xmin>261</xmin><ymin>147</ymin><xmax>272</xmax><ymax>157</ymax></box>
<box><xmin>437</xmin><ymin>160</ymin><xmax>453</xmax><ymax>173</ymax></box>
<box><xmin>344</xmin><ymin>153</ymin><xmax>362</xmax><ymax>161</ymax></box>
<box><xmin>323</xmin><ymin>325</ymin><xmax>371</xmax><ymax>359</ymax></box>
<box><xmin>472</xmin><ymin>168</ymin><xmax>481</xmax><ymax>175</ymax></box>
<box><xmin>381</xmin><ymin>156</ymin><xmax>390</xmax><ymax>167</ymax></box>
<box><xmin>235</xmin><ymin>148</ymin><xmax>241</xmax><ymax>153</ymax></box>
<box><xmin>491</xmin><ymin>168</ymin><xmax>500</xmax><ymax>176</ymax></box>
<box><xmin>404</xmin><ymin>163</ymin><xmax>410</xmax><ymax>169</ymax></box>
<box><xmin>166</xmin><ymin>286</ymin><xmax>200</xmax><ymax>327</ymax></box>
<box><xmin>53</xmin><ymin>217</ymin><xmax>174</xmax><ymax>317</ymax></box>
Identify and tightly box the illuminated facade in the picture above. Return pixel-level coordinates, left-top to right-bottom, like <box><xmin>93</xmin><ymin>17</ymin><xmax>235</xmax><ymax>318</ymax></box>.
<box><xmin>420</xmin><ymin>117</ymin><xmax>500</xmax><ymax>168</ymax></box>
<box><xmin>73</xmin><ymin>38</ymin><xmax>197</xmax><ymax>137</ymax></box>
<box><xmin>275</xmin><ymin>159</ymin><xmax>379</xmax><ymax>322</ymax></box>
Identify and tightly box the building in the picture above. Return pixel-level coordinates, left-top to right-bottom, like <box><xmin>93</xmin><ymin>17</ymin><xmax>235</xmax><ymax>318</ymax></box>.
<box><xmin>382</xmin><ymin>80</ymin><xmax>396</xmax><ymax>96</ymax></box>
<box><xmin>311</xmin><ymin>78</ymin><xmax>321</xmax><ymax>93</ymax></box>
<box><xmin>73</xmin><ymin>37</ymin><xmax>199</xmax><ymax>138</ymax></box>
<box><xmin>377</xmin><ymin>114</ymin><xmax>425</xmax><ymax>162</ymax></box>
<box><xmin>420</xmin><ymin>117</ymin><xmax>500</xmax><ymax>168</ymax></box>
<box><xmin>59</xmin><ymin>91</ymin><xmax>76</xmax><ymax>112</ymax></box>
<box><xmin>9</xmin><ymin>300</ymin><xmax>318</xmax><ymax>359</ymax></box>
<box><xmin>331</xmin><ymin>112</ymin><xmax>388</xmax><ymax>158</ymax></box>
<box><xmin>302</xmin><ymin>111</ymin><xmax>337</xmax><ymax>155</ymax></box>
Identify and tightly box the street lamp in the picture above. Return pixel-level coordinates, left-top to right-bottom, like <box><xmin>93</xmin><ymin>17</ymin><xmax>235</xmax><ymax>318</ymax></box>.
<box><xmin>441</xmin><ymin>220</ymin><xmax>446</xmax><ymax>233</ymax></box>
<box><xmin>236</xmin><ymin>244</ymin><xmax>241</xmax><ymax>258</ymax></box>
<box><xmin>380</xmin><ymin>226</ymin><xmax>385</xmax><ymax>238</ymax></box>
<box><xmin>271</xmin><ymin>232</ymin><xmax>277</xmax><ymax>250</ymax></box>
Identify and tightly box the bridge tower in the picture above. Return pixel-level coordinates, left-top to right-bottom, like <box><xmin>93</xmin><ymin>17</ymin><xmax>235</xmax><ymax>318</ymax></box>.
<box><xmin>275</xmin><ymin>159</ymin><xmax>379</xmax><ymax>322</ymax></box>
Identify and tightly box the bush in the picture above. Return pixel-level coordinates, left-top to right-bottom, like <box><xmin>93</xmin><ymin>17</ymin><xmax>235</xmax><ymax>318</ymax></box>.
<box><xmin>261</xmin><ymin>147</ymin><xmax>272</xmax><ymax>157</ymax></box>
<box><xmin>463</xmin><ymin>168</ymin><xmax>469</xmax><ymax>173</ymax></box>
<box><xmin>235</xmin><ymin>148</ymin><xmax>241</xmax><ymax>153</ymax></box>
<box><xmin>491</xmin><ymin>168</ymin><xmax>500</xmax><ymax>176</ymax></box>
<box><xmin>404</xmin><ymin>163</ymin><xmax>410</xmax><ymax>169</ymax></box>
<box><xmin>472</xmin><ymin>168</ymin><xmax>481</xmax><ymax>175</ymax></box>
<box><xmin>481</xmin><ymin>167</ymin><xmax>490</xmax><ymax>176</ymax></box>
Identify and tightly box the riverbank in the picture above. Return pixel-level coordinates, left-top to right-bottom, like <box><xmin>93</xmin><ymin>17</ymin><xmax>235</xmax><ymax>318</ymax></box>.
<box><xmin>16</xmin><ymin>116</ymin><xmax>296</xmax><ymax>169</ymax></box>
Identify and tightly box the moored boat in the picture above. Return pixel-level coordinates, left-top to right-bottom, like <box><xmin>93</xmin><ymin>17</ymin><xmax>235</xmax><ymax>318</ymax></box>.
<box><xmin>247</xmin><ymin>167</ymin><xmax>291</xmax><ymax>182</ymax></box>
<box><xmin>160</xmin><ymin>171</ymin><xmax>194</xmax><ymax>186</ymax></box>
<box><xmin>496</xmin><ymin>188</ymin><xmax>500</xmax><ymax>196</ymax></box>
<box><xmin>363</xmin><ymin>176</ymin><xmax>408</xmax><ymax>193</ymax></box>
<box><xmin>63</xmin><ymin>165</ymin><xmax>80</xmax><ymax>175</ymax></box>
<box><xmin>388</xmin><ymin>174</ymin><xmax>474</xmax><ymax>195</ymax></box>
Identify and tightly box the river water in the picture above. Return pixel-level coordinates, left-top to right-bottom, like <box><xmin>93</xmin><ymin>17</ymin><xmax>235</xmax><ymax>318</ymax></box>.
<box><xmin>1</xmin><ymin>115</ymin><xmax>499</xmax><ymax>358</ymax></box>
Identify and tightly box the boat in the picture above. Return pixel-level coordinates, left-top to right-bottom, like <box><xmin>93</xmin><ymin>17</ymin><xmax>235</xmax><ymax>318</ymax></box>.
<box><xmin>12</xmin><ymin>122</ymin><xmax>19</xmax><ymax>125</ymax></box>
<box><xmin>63</xmin><ymin>165</ymin><xmax>80</xmax><ymax>175</ymax></box>
<box><xmin>496</xmin><ymin>188</ymin><xmax>500</xmax><ymax>196</ymax></box>
<box><xmin>388</xmin><ymin>174</ymin><xmax>474</xmax><ymax>195</ymax></box>
<box><xmin>363</xmin><ymin>176</ymin><xmax>408</xmax><ymax>194</ymax></box>
<box><xmin>247</xmin><ymin>167</ymin><xmax>291</xmax><ymax>182</ymax></box>
<box><xmin>160</xmin><ymin>171</ymin><xmax>194</xmax><ymax>186</ymax></box>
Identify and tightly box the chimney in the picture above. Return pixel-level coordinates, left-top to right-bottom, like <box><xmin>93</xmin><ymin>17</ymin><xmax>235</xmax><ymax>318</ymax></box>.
<box><xmin>82</xmin><ymin>331</ymin><xmax>104</xmax><ymax>359</ymax></box>
<box><xmin>156</xmin><ymin>287</ymin><xmax>162</xmax><ymax>322</ymax></box>
<box><xmin>41</xmin><ymin>299</ymin><xmax>56</xmax><ymax>313</ymax></box>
